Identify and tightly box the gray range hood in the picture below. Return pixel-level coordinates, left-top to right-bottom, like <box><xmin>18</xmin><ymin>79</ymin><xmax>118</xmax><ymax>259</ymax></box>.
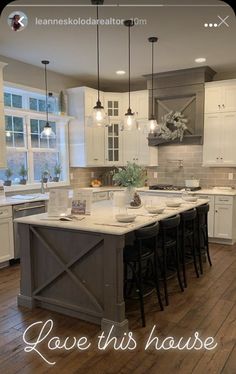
<box><xmin>144</xmin><ymin>66</ymin><xmax>216</xmax><ymax>146</ymax></box>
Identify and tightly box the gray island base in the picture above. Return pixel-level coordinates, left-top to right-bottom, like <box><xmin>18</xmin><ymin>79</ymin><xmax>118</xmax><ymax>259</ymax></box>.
<box><xmin>16</xmin><ymin>199</ymin><xmax>208</xmax><ymax>335</ymax></box>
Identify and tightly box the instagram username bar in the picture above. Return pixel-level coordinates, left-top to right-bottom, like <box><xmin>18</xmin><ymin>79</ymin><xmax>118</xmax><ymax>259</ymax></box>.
<box><xmin>35</xmin><ymin>17</ymin><xmax>147</xmax><ymax>26</ymax></box>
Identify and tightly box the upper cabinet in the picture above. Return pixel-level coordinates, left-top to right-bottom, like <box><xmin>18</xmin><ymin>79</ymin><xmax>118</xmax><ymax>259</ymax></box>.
<box><xmin>67</xmin><ymin>87</ymin><xmax>157</xmax><ymax>167</ymax></box>
<box><xmin>0</xmin><ymin>62</ymin><xmax>7</xmax><ymax>169</ymax></box>
<box><xmin>203</xmin><ymin>80</ymin><xmax>236</xmax><ymax>167</ymax></box>
<box><xmin>205</xmin><ymin>80</ymin><xmax>236</xmax><ymax>113</ymax></box>
<box><xmin>122</xmin><ymin>90</ymin><xmax>148</xmax><ymax>120</ymax></box>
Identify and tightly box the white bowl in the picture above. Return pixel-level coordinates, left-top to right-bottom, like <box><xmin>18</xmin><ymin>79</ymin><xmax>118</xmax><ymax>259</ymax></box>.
<box><xmin>115</xmin><ymin>214</ymin><xmax>136</xmax><ymax>223</ymax></box>
<box><xmin>145</xmin><ymin>205</ymin><xmax>165</xmax><ymax>214</ymax></box>
<box><xmin>182</xmin><ymin>196</ymin><xmax>198</xmax><ymax>202</ymax></box>
<box><xmin>166</xmin><ymin>200</ymin><xmax>182</xmax><ymax>208</ymax></box>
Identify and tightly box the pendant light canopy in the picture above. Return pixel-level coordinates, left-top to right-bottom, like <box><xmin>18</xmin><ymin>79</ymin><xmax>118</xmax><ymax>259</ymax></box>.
<box><xmin>40</xmin><ymin>60</ymin><xmax>56</xmax><ymax>139</ymax></box>
<box><xmin>92</xmin><ymin>0</ymin><xmax>106</xmax><ymax>127</ymax></box>
<box><xmin>123</xmin><ymin>19</ymin><xmax>136</xmax><ymax>131</ymax></box>
<box><xmin>147</xmin><ymin>36</ymin><xmax>159</xmax><ymax>134</ymax></box>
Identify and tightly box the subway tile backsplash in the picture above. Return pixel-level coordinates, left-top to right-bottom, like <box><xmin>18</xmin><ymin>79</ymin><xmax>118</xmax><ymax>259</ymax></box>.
<box><xmin>147</xmin><ymin>145</ymin><xmax>236</xmax><ymax>188</ymax></box>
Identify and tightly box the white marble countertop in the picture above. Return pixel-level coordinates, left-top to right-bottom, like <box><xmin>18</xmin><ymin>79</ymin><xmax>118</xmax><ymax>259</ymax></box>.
<box><xmin>0</xmin><ymin>193</ymin><xmax>49</xmax><ymax>207</ymax></box>
<box><xmin>138</xmin><ymin>187</ymin><xmax>236</xmax><ymax>196</ymax></box>
<box><xmin>15</xmin><ymin>197</ymin><xmax>209</xmax><ymax>236</ymax></box>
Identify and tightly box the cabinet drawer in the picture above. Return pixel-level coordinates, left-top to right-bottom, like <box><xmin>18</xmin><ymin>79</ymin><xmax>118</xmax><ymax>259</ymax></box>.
<box><xmin>0</xmin><ymin>206</ymin><xmax>12</xmax><ymax>219</ymax></box>
<box><xmin>93</xmin><ymin>192</ymin><xmax>109</xmax><ymax>201</ymax></box>
<box><xmin>215</xmin><ymin>196</ymin><xmax>233</xmax><ymax>205</ymax></box>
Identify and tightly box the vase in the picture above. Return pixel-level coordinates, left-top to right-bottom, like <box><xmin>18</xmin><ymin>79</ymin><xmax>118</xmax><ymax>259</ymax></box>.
<box><xmin>125</xmin><ymin>187</ymin><xmax>135</xmax><ymax>204</ymax></box>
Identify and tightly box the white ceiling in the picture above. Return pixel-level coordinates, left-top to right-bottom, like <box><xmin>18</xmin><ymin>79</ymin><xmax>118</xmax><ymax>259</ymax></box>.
<box><xmin>0</xmin><ymin>0</ymin><xmax>235</xmax><ymax>90</ymax></box>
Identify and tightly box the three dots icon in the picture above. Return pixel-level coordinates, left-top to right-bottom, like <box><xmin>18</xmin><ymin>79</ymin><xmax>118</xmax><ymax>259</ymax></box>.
<box><xmin>204</xmin><ymin>23</ymin><xmax>218</xmax><ymax>28</ymax></box>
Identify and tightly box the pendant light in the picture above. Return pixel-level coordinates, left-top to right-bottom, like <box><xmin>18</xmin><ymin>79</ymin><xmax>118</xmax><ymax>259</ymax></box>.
<box><xmin>123</xmin><ymin>19</ymin><xmax>136</xmax><ymax>131</ymax></box>
<box><xmin>147</xmin><ymin>36</ymin><xmax>159</xmax><ymax>134</ymax></box>
<box><xmin>92</xmin><ymin>0</ymin><xmax>106</xmax><ymax>127</ymax></box>
<box><xmin>40</xmin><ymin>60</ymin><xmax>56</xmax><ymax>138</ymax></box>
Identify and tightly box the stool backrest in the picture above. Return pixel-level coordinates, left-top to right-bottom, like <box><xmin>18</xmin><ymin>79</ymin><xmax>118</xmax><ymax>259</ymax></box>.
<box><xmin>180</xmin><ymin>208</ymin><xmax>197</xmax><ymax>222</ymax></box>
<box><xmin>196</xmin><ymin>203</ymin><xmax>209</xmax><ymax>215</ymax></box>
<box><xmin>160</xmin><ymin>214</ymin><xmax>180</xmax><ymax>230</ymax></box>
<box><xmin>135</xmin><ymin>221</ymin><xmax>159</xmax><ymax>240</ymax></box>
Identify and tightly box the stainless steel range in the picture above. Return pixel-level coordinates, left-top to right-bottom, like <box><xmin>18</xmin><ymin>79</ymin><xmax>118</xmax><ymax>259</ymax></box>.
<box><xmin>149</xmin><ymin>184</ymin><xmax>202</xmax><ymax>192</ymax></box>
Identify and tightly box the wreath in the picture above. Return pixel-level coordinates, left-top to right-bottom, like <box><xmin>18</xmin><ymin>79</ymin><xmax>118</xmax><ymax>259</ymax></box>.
<box><xmin>158</xmin><ymin>111</ymin><xmax>188</xmax><ymax>142</ymax></box>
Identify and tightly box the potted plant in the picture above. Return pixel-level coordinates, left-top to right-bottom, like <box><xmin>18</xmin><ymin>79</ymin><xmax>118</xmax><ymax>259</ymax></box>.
<box><xmin>4</xmin><ymin>168</ymin><xmax>13</xmax><ymax>186</ymax></box>
<box><xmin>19</xmin><ymin>164</ymin><xmax>27</xmax><ymax>185</ymax></box>
<box><xmin>41</xmin><ymin>165</ymin><xmax>49</xmax><ymax>183</ymax></box>
<box><xmin>112</xmin><ymin>162</ymin><xmax>146</xmax><ymax>204</ymax></box>
<box><xmin>53</xmin><ymin>163</ymin><xmax>62</xmax><ymax>182</ymax></box>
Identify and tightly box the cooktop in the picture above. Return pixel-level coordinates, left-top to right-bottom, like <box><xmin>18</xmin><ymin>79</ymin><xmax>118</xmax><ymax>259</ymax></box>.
<box><xmin>149</xmin><ymin>184</ymin><xmax>201</xmax><ymax>192</ymax></box>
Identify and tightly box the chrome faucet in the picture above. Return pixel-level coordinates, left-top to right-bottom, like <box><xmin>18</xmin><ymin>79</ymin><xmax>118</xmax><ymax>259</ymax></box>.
<box><xmin>40</xmin><ymin>179</ymin><xmax>47</xmax><ymax>194</ymax></box>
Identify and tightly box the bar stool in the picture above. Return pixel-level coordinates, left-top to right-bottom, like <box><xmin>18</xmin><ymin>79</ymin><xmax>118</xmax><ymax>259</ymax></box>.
<box><xmin>196</xmin><ymin>203</ymin><xmax>212</xmax><ymax>273</ymax></box>
<box><xmin>158</xmin><ymin>215</ymin><xmax>184</xmax><ymax>306</ymax></box>
<box><xmin>180</xmin><ymin>208</ymin><xmax>200</xmax><ymax>288</ymax></box>
<box><xmin>124</xmin><ymin>221</ymin><xmax>164</xmax><ymax>327</ymax></box>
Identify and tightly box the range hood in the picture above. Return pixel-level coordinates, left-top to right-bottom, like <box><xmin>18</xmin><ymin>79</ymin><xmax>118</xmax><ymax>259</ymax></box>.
<box><xmin>144</xmin><ymin>66</ymin><xmax>216</xmax><ymax>146</ymax></box>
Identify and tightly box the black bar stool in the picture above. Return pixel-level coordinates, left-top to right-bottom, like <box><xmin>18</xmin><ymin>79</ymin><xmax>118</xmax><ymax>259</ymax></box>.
<box><xmin>180</xmin><ymin>208</ymin><xmax>200</xmax><ymax>288</ymax></box>
<box><xmin>196</xmin><ymin>203</ymin><xmax>212</xmax><ymax>273</ymax></box>
<box><xmin>124</xmin><ymin>221</ymin><xmax>164</xmax><ymax>327</ymax></box>
<box><xmin>158</xmin><ymin>215</ymin><xmax>184</xmax><ymax>306</ymax></box>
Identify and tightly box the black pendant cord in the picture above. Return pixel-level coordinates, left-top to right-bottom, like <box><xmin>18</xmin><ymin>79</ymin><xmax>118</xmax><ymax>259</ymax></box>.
<box><xmin>44</xmin><ymin>63</ymin><xmax>49</xmax><ymax>124</ymax></box>
<box><xmin>96</xmin><ymin>4</ymin><xmax>100</xmax><ymax>104</ymax></box>
<box><xmin>151</xmin><ymin>41</ymin><xmax>154</xmax><ymax>118</ymax></box>
<box><xmin>128</xmin><ymin>23</ymin><xmax>131</xmax><ymax>110</ymax></box>
<box><xmin>148</xmin><ymin>37</ymin><xmax>158</xmax><ymax>120</ymax></box>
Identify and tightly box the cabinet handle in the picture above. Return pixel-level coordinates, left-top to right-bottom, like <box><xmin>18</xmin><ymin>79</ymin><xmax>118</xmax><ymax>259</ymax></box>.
<box><xmin>94</xmin><ymin>158</ymin><xmax>98</xmax><ymax>161</ymax></box>
<box><xmin>215</xmin><ymin>210</ymin><xmax>218</xmax><ymax>213</ymax></box>
<box><xmin>218</xmin><ymin>105</ymin><xmax>221</xmax><ymax>109</ymax></box>
<box><xmin>220</xmin><ymin>157</ymin><xmax>223</xmax><ymax>160</ymax></box>
<box><xmin>222</xmin><ymin>104</ymin><xmax>225</xmax><ymax>109</ymax></box>
<box><xmin>216</xmin><ymin>157</ymin><xmax>219</xmax><ymax>160</ymax></box>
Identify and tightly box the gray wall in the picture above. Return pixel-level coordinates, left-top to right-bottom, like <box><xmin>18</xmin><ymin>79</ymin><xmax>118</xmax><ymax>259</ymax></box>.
<box><xmin>0</xmin><ymin>55</ymin><xmax>81</xmax><ymax>92</ymax></box>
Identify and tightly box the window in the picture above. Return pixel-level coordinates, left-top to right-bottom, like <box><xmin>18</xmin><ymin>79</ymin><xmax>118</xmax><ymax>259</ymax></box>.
<box><xmin>4</xmin><ymin>92</ymin><xmax>23</xmax><ymax>108</ymax></box>
<box><xmin>0</xmin><ymin>86</ymin><xmax>68</xmax><ymax>186</ymax></box>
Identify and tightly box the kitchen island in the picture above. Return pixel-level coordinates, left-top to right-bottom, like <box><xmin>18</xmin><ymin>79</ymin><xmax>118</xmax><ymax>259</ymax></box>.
<box><xmin>16</xmin><ymin>198</ymin><xmax>208</xmax><ymax>334</ymax></box>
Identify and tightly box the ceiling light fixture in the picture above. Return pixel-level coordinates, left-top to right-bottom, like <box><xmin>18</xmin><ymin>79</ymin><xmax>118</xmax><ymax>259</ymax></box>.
<box><xmin>116</xmin><ymin>70</ymin><xmax>126</xmax><ymax>75</ymax></box>
<box><xmin>147</xmin><ymin>36</ymin><xmax>159</xmax><ymax>134</ymax></box>
<box><xmin>91</xmin><ymin>0</ymin><xmax>107</xmax><ymax>127</ymax></box>
<box><xmin>122</xmin><ymin>19</ymin><xmax>136</xmax><ymax>131</ymax></box>
<box><xmin>195</xmin><ymin>57</ymin><xmax>206</xmax><ymax>63</ymax></box>
<box><xmin>40</xmin><ymin>60</ymin><xmax>56</xmax><ymax>139</ymax></box>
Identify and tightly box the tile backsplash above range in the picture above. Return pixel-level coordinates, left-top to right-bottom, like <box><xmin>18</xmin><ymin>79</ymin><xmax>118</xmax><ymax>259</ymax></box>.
<box><xmin>147</xmin><ymin>145</ymin><xmax>236</xmax><ymax>188</ymax></box>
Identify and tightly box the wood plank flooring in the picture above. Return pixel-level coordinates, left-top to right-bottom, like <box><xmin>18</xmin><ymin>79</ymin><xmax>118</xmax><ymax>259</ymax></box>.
<box><xmin>0</xmin><ymin>243</ymin><xmax>236</xmax><ymax>374</ymax></box>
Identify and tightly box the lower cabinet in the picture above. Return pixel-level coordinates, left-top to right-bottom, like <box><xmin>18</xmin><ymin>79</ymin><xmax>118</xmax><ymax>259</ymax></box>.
<box><xmin>0</xmin><ymin>206</ymin><xmax>14</xmax><ymax>265</ymax></box>
<box><xmin>214</xmin><ymin>204</ymin><xmax>233</xmax><ymax>239</ymax></box>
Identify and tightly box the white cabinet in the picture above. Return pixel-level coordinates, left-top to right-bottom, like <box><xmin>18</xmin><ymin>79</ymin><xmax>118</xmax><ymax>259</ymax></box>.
<box><xmin>122</xmin><ymin>90</ymin><xmax>148</xmax><ymax>119</ymax></box>
<box><xmin>67</xmin><ymin>87</ymin><xmax>105</xmax><ymax>167</ymax></box>
<box><xmin>214</xmin><ymin>196</ymin><xmax>233</xmax><ymax>239</ymax></box>
<box><xmin>122</xmin><ymin>127</ymin><xmax>158</xmax><ymax>166</ymax></box>
<box><xmin>205</xmin><ymin>80</ymin><xmax>236</xmax><ymax>113</ymax></box>
<box><xmin>203</xmin><ymin>112</ymin><xmax>236</xmax><ymax>166</ymax></box>
<box><xmin>103</xmin><ymin>93</ymin><xmax>121</xmax><ymax>119</ymax></box>
<box><xmin>0</xmin><ymin>206</ymin><xmax>14</xmax><ymax>265</ymax></box>
<box><xmin>105</xmin><ymin>122</ymin><xmax>123</xmax><ymax>166</ymax></box>
<box><xmin>0</xmin><ymin>62</ymin><xmax>7</xmax><ymax>169</ymax></box>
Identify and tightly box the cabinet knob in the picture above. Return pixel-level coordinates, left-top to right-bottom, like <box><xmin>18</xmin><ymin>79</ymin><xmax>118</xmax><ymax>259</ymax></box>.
<box><xmin>216</xmin><ymin>157</ymin><xmax>219</xmax><ymax>160</ymax></box>
<box><xmin>220</xmin><ymin>157</ymin><xmax>223</xmax><ymax>160</ymax></box>
<box><xmin>218</xmin><ymin>105</ymin><xmax>221</xmax><ymax>109</ymax></box>
<box><xmin>215</xmin><ymin>210</ymin><xmax>218</xmax><ymax>213</ymax></box>
<box><xmin>222</xmin><ymin>104</ymin><xmax>225</xmax><ymax>109</ymax></box>
<box><xmin>94</xmin><ymin>158</ymin><xmax>98</xmax><ymax>161</ymax></box>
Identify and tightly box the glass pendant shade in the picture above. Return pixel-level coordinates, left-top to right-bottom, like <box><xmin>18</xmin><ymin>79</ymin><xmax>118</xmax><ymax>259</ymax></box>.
<box><xmin>40</xmin><ymin>122</ymin><xmax>56</xmax><ymax>138</ymax></box>
<box><xmin>148</xmin><ymin>118</ymin><xmax>158</xmax><ymax>133</ymax></box>
<box><xmin>93</xmin><ymin>101</ymin><xmax>106</xmax><ymax>127</ymax></box>
<box><xmin>123</xmin><ymin>108</ymin><xmax>136</xmax><ymax>131</ymax></box>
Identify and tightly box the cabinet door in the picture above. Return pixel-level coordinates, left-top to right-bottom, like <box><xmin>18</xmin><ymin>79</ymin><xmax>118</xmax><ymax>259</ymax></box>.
<box><xmin>0</xmin><ymin>100</ymin><xmax>6</xmax><ymax>168</ymax></box>
<box><xmin>104</xmin><ymin>93</ymin><xmax>121</xmax><ymax>118</ymax></box>
<box><xmin>223</xmin><ymin>85</ymin><xmax>236</xmax><ymax>112</ymax></box>
<box><xmin>205</xmin><ymin>87</ymin><xmax>222</xmax><ymax>113</ymax></box>
<box><xmin>130</xmin><ymin>91</ymin><xmax>148</xmax><ymax>119</ymax></box>
<box><xmin>86</xmin><ymin>126</ymin><xmax>105</xmax><ymax>166</ymax></box>
<box><xmin>122</xmin><ymin>129</ymin><xmax>138</xmax><ymax>164</ymax></box>
<box><xmin>221</xmin><ymin>113</ymin><xmax>236</xmax><ymax>165</ymax></box>
<box><xmin>85</xmin><ymin>88</ymin><xmax>104</xmax><ymax>117</ymax></box>
<box><xmin>0</xmin><ymin>218</ymin><xmax>14</xmax><ymax>263</ymax></box>
<box><xmin>105</xmin><ymin>123</ymin><xmax>123</xmax><ymax>166</ymax></box>
<box><xmin>214</xmin><ymin>204</ymin><xmax>233</xmax><ymax>239</ymax></box>
<box><xmin>203</xmin><ymin>114</ymin><xmax>221</xmax><ymax>165</ymax></box>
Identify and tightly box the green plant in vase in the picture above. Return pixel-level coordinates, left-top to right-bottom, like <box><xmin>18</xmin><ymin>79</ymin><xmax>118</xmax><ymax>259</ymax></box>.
<box><xmin>4</xmin><ymin>168</ymin><xmax>13</xmax><ymax>186</ymax></box>
<box><xmin>53</xmin><ymin>163</ymin><xmax>62</xmax><ymax>182</ymax></box>
<box><xmin>112</xmin><ymin>162</ymin><xmax>146</xmax><ymax>205</ymax></box>
<box><xmin>19</xmin><ymin>164</ymin><xmax>28</xmax><ymax>185</ymax></box>
<box><xmin>41</xmin><ymin>165</ymin><xmax>50</xmax><ymax>183</ymax></box>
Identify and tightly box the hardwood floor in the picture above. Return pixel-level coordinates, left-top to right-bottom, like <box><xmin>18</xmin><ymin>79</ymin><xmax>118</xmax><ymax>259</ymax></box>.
<box><xmin>0</xmin><ymin>243</ymin><xmax>236</xmax><ymax>374</ymax></box>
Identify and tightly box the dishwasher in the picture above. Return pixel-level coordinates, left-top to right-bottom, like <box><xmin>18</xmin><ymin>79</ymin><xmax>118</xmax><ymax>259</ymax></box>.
<box><xmin>13</xmin><ymin>201</ymin><xmax>47</xmax><ymax>259</ymax></box>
